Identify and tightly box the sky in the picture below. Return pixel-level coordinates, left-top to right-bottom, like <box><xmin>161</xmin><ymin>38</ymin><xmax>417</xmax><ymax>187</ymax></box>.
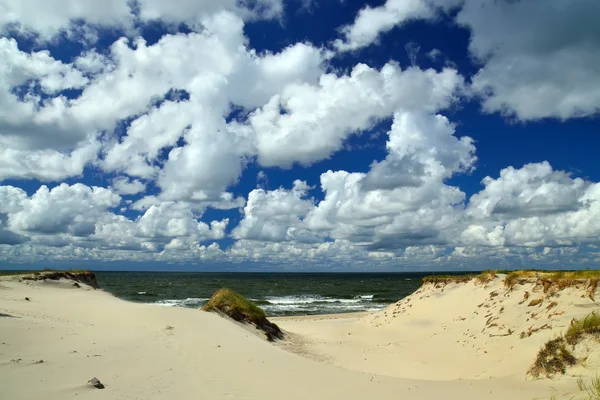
<box><xmin>0</xmin><ymin>0</ymin><xmax>600</xmax><ymax>272</ymax></box>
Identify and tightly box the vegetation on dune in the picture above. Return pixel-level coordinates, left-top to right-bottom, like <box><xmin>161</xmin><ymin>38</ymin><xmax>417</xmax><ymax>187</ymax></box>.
<box><xmin>575</xmin><ymin>376</ymin><xmax>600</xmax><ymax>400</ymax></box>
<box><xmin>551</xmin><ymin>376</ymin><xmax>600</xmax><ymax>400</ymax></box>
<box><xmin>421</xmin><ymin>269</ymin><xmax>600</xmax><ymax>299</ymax></box>
<box><xmin>504</xmin><ymin>270</ymin><xmax>600</xmax><ymax>294</ymax></box>
<box><xmin>528</xmin><ymin>298</ymin><xmax>544</xmax><ymax>307</ymax></box>
<box><xmin>1</xmin><ymin>269</ymin><xmax>99</xmax><ymax>288</ymax></box>
<box><xmin>420</xmin><ymin>270</ymin><xmax>497</xmax><ymax>286</ymax></box>
<box><xmin>476</xmin><ymin>270</ymin><xmax>497</xmax><ymax>284</ymax></box>
<box><xmin>530</xmin><ymin>337</ymin><xmax>577</xmax><ymax>377</ymax></box>
<box><xmin>421</xmin><ymin>274</ymin><xmax>477</xmax><ymax>286</ymax></box>
<box><xmin>530</xmin><ymin>312</ymin><xmax>600</xmax><ymax>378</ymax></box>
<box><xmin>202</xmin><ymin>288</ymin><xmax>284</xmax><ymax>341</ymax></box>
<box><xmin>0</xmin><ymin>271</ymin><xmax>30</xmax><ymax>276</ymax></box>
<box><xmin>565</xmin><ymin>313</ymin><xmax>600</xmax><ymax>346</ymax></box>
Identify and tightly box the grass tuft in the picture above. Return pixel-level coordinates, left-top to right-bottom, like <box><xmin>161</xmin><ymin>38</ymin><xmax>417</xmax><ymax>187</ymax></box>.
<box><xmin>202</xmin><ymin>288</ymin><xmax>283</xmax><ymax>341</ymax></box>
<box><xmin>574</xmin><ymin>375</ymin><xmax>600</xmax><ymax>400</ymax></box>
<box><xmin>565</xmin><ymin>313</ymin><xmax>600</xmax><ymax>346</ymax></box>
<box><xmin>476</xmin><ymin>270</ymin><xmax>497</xmax><ymax>284</ymax></box>
<box><xmin>531</xmin><ymin>311</ymin><xmax>600</xmax><ymax>378</ymax></box>
<box><xmin>529</xmin><ymin>337</ymin><xmax>576</xmax><ymax>378</ymax></box>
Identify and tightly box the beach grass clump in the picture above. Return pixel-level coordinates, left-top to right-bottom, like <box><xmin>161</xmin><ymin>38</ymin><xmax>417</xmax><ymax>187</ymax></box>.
<box><xmin>203</xmin><ymin>288</ymin><xmax>267</xmax><ymax>323</ymax></box>
<box><xmin>202</xmin><ymin>288</ymin><xmax>283</xmax><ymax>341</ymax></box>
<box><xmin>530</xmin><ymin>312</ymin><xmax>600</xmax><ymax>378</ymax></box>
<box><xmin>529</xmin><ymin>337</ymin><xmax>577</xmax><ymax>377</ymax></box>
<box><xmin>476</xmin><ymin>270</ymin><xmax>497</xmax><ymax>284</ymax></box>
<box><xmin>565</xmin><ymin>313</ymin><xmax>600</xmax><ymax>346</ymax></box>
<box><xmin>575</xmin><ymin>376</ymin><xmax>600</xmax><ymax>400</ymax></box>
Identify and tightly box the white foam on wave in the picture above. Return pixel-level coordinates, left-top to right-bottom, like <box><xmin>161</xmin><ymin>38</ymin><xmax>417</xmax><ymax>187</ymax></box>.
<box><xmin>266</xmin><ymin>295</ymin><xmax>374</xmax><ymax>305</ymax></box>
<box><xmin>262</xmin><ymin>295</ymin><xmax>384</xmax><ymax>315</ymax></box>
<box><xmin>153</xmin><ymin>298</ymin><xmax>209</xmax><ymax>307</ymax></box>
<box><xmin>151</xmin><ymin>294</ymin><xmax>382</xmax><ymax>315</ymax></box>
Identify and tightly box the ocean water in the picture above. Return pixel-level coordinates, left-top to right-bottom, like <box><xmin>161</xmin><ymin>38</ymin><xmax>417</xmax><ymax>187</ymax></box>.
<box><xmin>96</xmin><ymin>272</ymin><xmax>432</xmax><ymax>317</ymax></box>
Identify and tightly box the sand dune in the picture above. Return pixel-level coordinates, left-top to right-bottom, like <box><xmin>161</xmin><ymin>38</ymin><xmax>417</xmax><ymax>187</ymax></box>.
<box><xmin>0</xmin><ymin>273</ymin><xmax>593</xmax><ymax>399</ymax></box>
<box><xmin>275</xmin><ymin>273</ymin><xmax>600</xmax><ymax>398</ymax></box>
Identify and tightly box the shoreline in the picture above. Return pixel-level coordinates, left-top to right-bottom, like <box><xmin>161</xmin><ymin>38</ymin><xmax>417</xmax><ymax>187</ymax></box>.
<box><xmin>271</xmin><ymin>310</ymin><xmax>372</xmax><ymax>321</ymax></box>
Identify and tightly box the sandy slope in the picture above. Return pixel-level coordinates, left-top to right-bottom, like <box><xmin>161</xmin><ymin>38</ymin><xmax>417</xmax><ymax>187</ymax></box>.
<box><xmin>275</xmin><ymin>275</ymin><xmax>600</xmax><ymax>397</ymax></box>
<box><xmin>0</xmin><ymin>275</ymin><xmax>578</xmax><ymax>400</ymax></box>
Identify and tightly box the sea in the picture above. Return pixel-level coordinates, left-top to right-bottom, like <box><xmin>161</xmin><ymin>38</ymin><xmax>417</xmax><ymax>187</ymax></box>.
<box><xmin>95</xmin><ymin>272</ymin><xmax>442</xmax><ymax>317</ymax></box>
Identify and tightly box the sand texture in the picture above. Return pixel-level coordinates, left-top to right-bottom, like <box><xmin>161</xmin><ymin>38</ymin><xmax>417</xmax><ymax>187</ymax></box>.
<box><xmin>1</xmin><ymin>273</ymin><xmax>597</xmax><ymax>399</ymax></box>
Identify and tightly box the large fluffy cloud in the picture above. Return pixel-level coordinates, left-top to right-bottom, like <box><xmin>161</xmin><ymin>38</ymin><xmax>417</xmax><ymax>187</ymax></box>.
<box><xmin>461</xmin><ymin>0</ymin><xmax>600</xmax><ymax>120</ymax></box>
<box><xmin>0</xmin><ymin>183</ymin><xmax>228</xmax><ymax>252</ymax></box>
<box><xmin>0</xmin><ymin>10</ymin><xmax>328</xmax><ymax>192</ymax></box>
<box><xmin>233</xmin><ymin>180</ymin><xmax>317</xmax><ymax>243</ymax></box>
<box><xmin>462</xmin><ymin>162</ymin><xmax>600</xmax><ymax>247</ymax></box>
<box><xmin>334</xmin><ymin>0</ymin><xmax>440</xmax><ymax>52</ymax></box>
<box><xmin>336</xmin><ymin>0</ymin><xmax>600</xmax><ymax>120</ymax></box>
<box><xmin>304</xmin><ymin>111</ymin><xmax>475</xmax><ymax>250</ymax></box>
<box><xmin>250</xmin><ymin>63</ymin><xmax>464</xmax><ymax>167</ymax></box>
<box><xmin>0</xmin><ymin>0</ymin><xmax>598</xmax><ymax>269</ymax></box>
<box><xmin>0</xmin><ymin>184</ymin><xmax>121</xmax><ymax>237</ymax></box>
<box><xmin>0</xmin><ymin>0</ymin><xmax>283</xmax><ymax>41</ymax></box>
<box><xmin>235</xmin><ymin>111</ymin><xmax>476</xmax><ymax>251</ymax></box>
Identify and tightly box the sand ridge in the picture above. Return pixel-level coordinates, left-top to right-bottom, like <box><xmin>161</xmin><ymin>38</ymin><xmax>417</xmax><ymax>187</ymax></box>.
<box><xmin>274</xmin><ymin>274</ymin><xmax>600</xmax><ymax>396</ymax></box>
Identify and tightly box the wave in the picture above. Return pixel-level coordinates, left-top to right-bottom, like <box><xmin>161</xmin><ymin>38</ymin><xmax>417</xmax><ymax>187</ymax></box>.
<box><xmin>137</xmin><ymin>291</ymin><xmax>158</xmax><ymax>296</ymax></box>
<box><xmin>265</xmin><ymin>294</ymin><xmax>375</xmax><ymax>305</ymax></box>
<box><xmin>259</xmin><ymin>294</ymin><xmax>383</xmax><ymax>316</ymax></box>
<box><xmin>261</xmin><ymin>303</ymin><xmax>386</xmax><ymax>315</ymax></box>
<box><xmin>150</xmin><ymin>293</ymin><xmax>385</xmax><ymax>316</ymax></box>
<box><xmin>153</xmin><ymin>298</ymin><xmax>209</xmax><ymax>308</ymax></box>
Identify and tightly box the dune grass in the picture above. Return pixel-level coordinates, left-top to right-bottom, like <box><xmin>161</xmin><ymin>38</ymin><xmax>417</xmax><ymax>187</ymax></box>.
<box><xmin>575</xmin><ymin>376</ymin><xmax>600</xmax><ymax>400</ymax></box>
<box><xmin>530</xmin><ymin>337</ymin><xmax>577</xmax><ymax>377</ymax></box>
<box><xmin>422</xmin><ymin>269</ymin><xmax>600</xmax><ymax>290</ymax></box>
<box><xmin>531</xmin><ymin>312</ymin><xmax>600</xmax><ymax>378</ymax></box>
<box><xmin>504</xmin><ymin>270</ymin><xmax>600</xmax><ymax>289</ymax></box>
<box><xmin>421</xmin><ymin>270</ymin><xmax>497</xmax><ymax>286</ymax></box>
<box><xmin>565</xmin><ymin>313</ymin><xmax>600</xmax><ymax>346</ymax></box>
<box><xmin>202</xmin><ymin>288</ymin><xmax>268</xmax><ymax>325</ymax></box>
<box><xmin>202</xmin><ymin>288</ymin><xmax>284</xmax><ymax>341</ymax></box>
<box><xmin>421</xmin><ymin>274</ymin><xmax>477</xmax><ymax>286</ymax></box>
<box><xmin>550</xmin><ymin>376</ymin><xmax>600</xmax><ymax>400</ymax></box>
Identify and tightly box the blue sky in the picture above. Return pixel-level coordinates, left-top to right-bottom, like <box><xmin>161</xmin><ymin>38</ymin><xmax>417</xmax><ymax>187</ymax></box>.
<box><xmin>1</xmin><ymin>0</ymin><xmax>599</xmax><ymax>271</ymax></box>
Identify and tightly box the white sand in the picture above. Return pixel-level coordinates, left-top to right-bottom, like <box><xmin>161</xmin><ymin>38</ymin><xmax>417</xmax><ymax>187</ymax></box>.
<box><xmin>0</xmin><ymin>274</ymin><xmax>591</xmax><ymax>399</ymax></box>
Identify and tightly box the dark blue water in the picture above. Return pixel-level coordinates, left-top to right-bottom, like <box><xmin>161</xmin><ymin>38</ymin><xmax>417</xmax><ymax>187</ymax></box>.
<box><xmin>96</xmin><ymin>272</ymin><xmax>436</xmax><ymax>316</ymax></box>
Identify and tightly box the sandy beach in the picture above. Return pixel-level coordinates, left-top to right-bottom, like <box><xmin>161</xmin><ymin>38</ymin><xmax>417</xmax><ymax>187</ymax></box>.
<box><xmin>1</xmin><ymin>273</ymin><xmax>596</xmax><ymax>399</ymax></box>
